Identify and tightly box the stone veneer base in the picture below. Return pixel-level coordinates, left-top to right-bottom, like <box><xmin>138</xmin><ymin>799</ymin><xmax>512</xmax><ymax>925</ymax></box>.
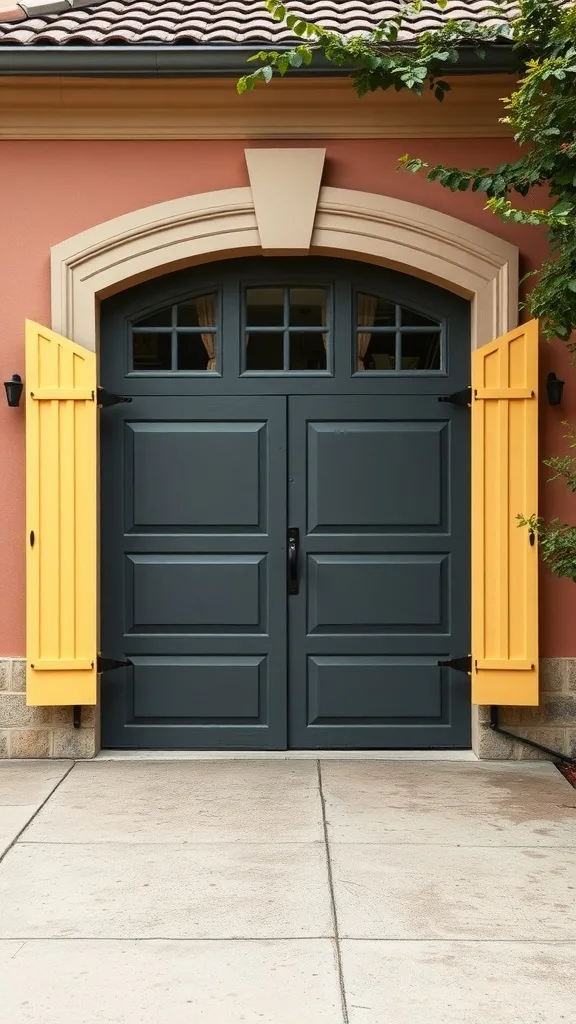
<box><xmin>0</xmin><ymin>658</ymin><xmax>575</xmax><ymax>760</ymax></box>
<box><xmin>0</xmin><ymin>660</ymin><xmax>97</xmax><ymax>759</ymax></box>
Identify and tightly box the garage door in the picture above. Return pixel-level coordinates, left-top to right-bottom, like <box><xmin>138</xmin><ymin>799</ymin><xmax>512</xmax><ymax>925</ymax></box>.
<box><xmin>100</xmin><ymin>258</ymin><xmax>470</xmax><ymax>749</ymax></box>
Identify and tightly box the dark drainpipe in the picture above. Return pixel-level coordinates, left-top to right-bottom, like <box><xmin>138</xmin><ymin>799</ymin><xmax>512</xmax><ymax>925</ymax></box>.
<box><xmin>490</xmin><ymin>705</ymin><xmax>576</xmax><ymax>767</ymax></box>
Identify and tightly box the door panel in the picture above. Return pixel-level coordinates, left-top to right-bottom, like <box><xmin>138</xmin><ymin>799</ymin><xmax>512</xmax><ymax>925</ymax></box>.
<box><xmin>306</xmin><ymin>554</ymin><xmax>448</xmax><ymax>633</ymax></box>
<box><xmin>130</xmin><ymin>656</ymin><xmax>267</xmax><ymax>719</ymax></box>
<box><xmin>306</xmin><ymin>421</ymin><xmax>445</xmax><ymax>531</ymax></box>
<box><xmin>125</xmin><ymin>554</ymin><xmax>267</xmax><ymax>632</ymax></box>
<box><xmin>100</xmin><ymin>396</ymin><xmax>287</xmax><ymax>749</ymax></box>
<box><xmin>288</xmin><ymin>395</ymin><xmax>470</xmax><ymax>749</ymax></box>
<box><xmin>126</xmin><ymin>421</ymin><xmax>266</xmax><ymax>531</ymax></box>
<box><xmin>307</xmin><ymin>657</ymin><xmax>444</xmax><ymax>721</ymax></box>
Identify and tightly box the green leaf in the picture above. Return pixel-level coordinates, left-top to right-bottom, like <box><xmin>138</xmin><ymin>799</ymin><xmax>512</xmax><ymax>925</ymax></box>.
<box><xmin>247</xmin><ymin>49</ymin><xmax>269</xmax><ymax>64</ymax></box>
<box><xmin>551</xmin><ymin>199</ymin><xmax>574</xmax><ymax>216</ymax></box>
<box><xmin>445</xmin><ymin>171</ymin><xmax>463</xmax><ymax>190</ymax></box>
<box><xmin>427</xmin><ymin>165</ymin><xmax>445</xmax><ymax>182</ymax></box>
<box><xmin>289</xmin><ymin>50</ymin><xmax>303</xmax><ymax>67</ymax></box>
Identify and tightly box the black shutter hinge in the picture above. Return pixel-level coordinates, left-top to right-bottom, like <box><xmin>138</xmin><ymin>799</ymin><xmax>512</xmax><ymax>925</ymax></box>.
<box><xmin>437</xmin><ymin>386</ymin><xmax>471</xmax><ymax>407</ymax></box>
<box><xmin>97</xmin><ymin>656</ymin><xmax>132</xmax><ymax>673</ymax></box>
<box><xmin>96</xmin><ymin>388</ymin><xmax>133</xmax><ymax>408</ymax></box>
<box><xmin>438</xmin><ymin>655</ymin><xmax>472</xmax><ymax>675</ymax></box>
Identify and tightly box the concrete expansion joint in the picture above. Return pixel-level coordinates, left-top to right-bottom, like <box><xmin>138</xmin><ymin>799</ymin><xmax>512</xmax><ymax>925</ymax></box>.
<box><xmin>0</xmin><ymin>758</ymin><xmax>74</xmax><ymax>866</ymax></box>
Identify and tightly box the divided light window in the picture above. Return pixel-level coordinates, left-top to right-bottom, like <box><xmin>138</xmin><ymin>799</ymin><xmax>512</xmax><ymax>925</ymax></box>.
<box><xmin>356</xmin><ymin>294</ymin><xmax>443</xmax><ymax>372</ymax></box>
<box><xmin>131</xmin><ymin>294</ymin><xmax>218</xmax><ymax>372</ymax></box>
<box><xmin>244</xmin><ymin>286</ymin><xmax>329</xmax><ymax>372</ymax></box>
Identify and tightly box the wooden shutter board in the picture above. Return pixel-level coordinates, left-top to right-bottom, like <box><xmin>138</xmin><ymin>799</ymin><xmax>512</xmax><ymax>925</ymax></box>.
<box><xmin>471</xmin><ymin>320</ymin><xmax>539</xmax><ymax>707</ymax></box>
<box><xmin>25</xmin><ymin>320</ymin><xmax>98</xmax><ymax>706</ymax></box>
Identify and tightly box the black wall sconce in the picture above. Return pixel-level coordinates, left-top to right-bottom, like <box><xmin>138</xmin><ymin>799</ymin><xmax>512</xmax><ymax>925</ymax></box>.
<box><xmin>546</xmin><ymin>372</ymin><xmax>565</xmax><ymax>407</ymax></box>
<box><xmin>4</xmin><ymin>374</ymin><xmax>23</xmax><ymax>408</ymax></box>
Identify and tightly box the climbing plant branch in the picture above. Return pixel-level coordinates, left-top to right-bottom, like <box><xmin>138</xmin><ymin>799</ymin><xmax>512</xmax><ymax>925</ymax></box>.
<box><xmin>518</xmin><ymin>422</ymin><xmax>576</xmax><ymax>582</ymax></box>
<box><xmin>239</xmin><ymin>0</ymin><xmax>576</xmax><ymax>344</ymax></box>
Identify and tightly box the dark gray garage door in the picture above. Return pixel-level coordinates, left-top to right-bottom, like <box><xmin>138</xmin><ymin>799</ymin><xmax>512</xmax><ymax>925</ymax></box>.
<box><xmin>100</xmin><ymin>258</ymin><xmax>470</xmax><ymax>749</ymax></box>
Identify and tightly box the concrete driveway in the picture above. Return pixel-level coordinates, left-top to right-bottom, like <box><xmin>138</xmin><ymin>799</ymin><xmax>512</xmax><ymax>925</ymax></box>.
<box><xmin>0</xmin><ymin>757</ymin><xmax>575</xmax><ymax>1023</ymax></box>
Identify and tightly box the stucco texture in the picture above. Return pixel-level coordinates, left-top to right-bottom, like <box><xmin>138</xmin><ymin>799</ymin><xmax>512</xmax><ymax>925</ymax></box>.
<box><xmin>0</xmin><ymin>137</ymin><xmax>574</xmax><ymax>657</ymax></box>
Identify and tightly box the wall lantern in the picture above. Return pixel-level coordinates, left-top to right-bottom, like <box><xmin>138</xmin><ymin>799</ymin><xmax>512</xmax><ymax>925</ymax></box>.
<box><xmin>4</xmin><ymin>374</ymin><xmax>23</xmax><ymax>407</ymax></box>
<box><xmin>546</xmin><ymin>372</ymin><xmax>565</xmax><ymax>407</ymax></box>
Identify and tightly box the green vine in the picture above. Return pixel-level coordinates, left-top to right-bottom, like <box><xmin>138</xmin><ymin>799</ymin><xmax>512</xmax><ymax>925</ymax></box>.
<box><xmin>239</xmin><ymin>0</ymin><xmax>576</xmax><ymax>345</ymax></box>
<box><xmin>518</xmin><ymin>423</ymin><xmax>576</xmax><ymax>581</ymax></box>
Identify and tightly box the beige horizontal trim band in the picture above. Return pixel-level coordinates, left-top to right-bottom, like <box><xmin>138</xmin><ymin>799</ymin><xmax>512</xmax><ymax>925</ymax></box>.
<box><xmin>0</xmin><ymin>75</ymin><xmax>516</xmax><ymax>140</ymax></box>
<box><xmin>30</xmin><ymin>659</ymin><xmax>94</xmax><ymax>670</ymax></box>
<box><xmin>474</xmin><ymin>388</ymin><xmax>535</xmax><ymax>400</ymax></box>
<box><xmin>30</xmin><ymin>388</ymin><xmax>94</xmax><ymax>400</ymax></box>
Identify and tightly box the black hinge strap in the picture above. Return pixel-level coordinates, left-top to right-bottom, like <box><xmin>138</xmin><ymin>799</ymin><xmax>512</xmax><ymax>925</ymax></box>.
<box><xmin>437</xmin><ymin>386</ymin><xmax>471</xmax><ymax>407</ymax></box>
<box><xmin>96</xmin><ymin>388</ymin><xmax>133</xmax><ymax>408</ymax></box>
<box><xmin>97</xmin><ymin>656</ymin><xmax>132</xmax><ymax>673</ymax></box>
<box><xmin>438</xmin><ymin>655</ymin><xmax>472</xmax><ymax>675</ymax></box>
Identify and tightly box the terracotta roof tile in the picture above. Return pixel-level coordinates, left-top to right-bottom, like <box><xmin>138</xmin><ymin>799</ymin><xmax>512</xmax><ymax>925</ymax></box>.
<box><xmin>0</xmin><ymin>1</ymin><xmax>515</xmax><ymax>47</ymax></box>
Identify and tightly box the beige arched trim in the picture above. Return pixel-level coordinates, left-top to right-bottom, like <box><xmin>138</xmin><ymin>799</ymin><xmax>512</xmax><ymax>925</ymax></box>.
<box><xmin>51</xmin><ymin>185</ymin><xmax>518</xmax><ymax>352</ymax></box>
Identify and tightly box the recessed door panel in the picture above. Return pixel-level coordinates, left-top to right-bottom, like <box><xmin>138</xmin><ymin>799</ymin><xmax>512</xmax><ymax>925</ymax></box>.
<box><xmin>307</xmin><ymin>554</ymin><xmax>448</xmax><ymax>634</ymax></box>
<box><xmin>131</xmin><ymin>656</ymin><xmax>267</xmax><ymax>722</ymax></box>
<box><xmin>126</xmin><ymin>554</ymin><xmax>267</xmax><ymax>633</ymax></box>
<box><xmin>126</xmin><ymin>421</ymin><xmax>266</xmax><ymax>533</ymax></box>
<box><xmin>307</xmin><ymin>656</ymin><xmax>444</xmax><ymax>722</ymax></box>
<box><xmin>307</xmin><ymin>421</ymin><xmax>445</xmax><ymax>532</ymax></box>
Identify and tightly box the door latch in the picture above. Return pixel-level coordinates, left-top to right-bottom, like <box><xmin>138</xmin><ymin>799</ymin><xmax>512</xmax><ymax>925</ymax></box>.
<box><xmin>438</xmin><ymin>655</ymin><xmax>472</xmax><ymax>675</ymax></box>
<box><xmin>287</xmin><ymin>528</ymin><xmax>300</xmax><ymax>595</ymax></box>
<box><xmin>97</xmin><ymin>388</ymin><xmax>133</xmax><ymax>408</ymax></box>
<box><xmin>97</xmin><ymin>656</ymin><xmax>132</xmax><ymax>673</ymax></box>
<box><xmin>437</xmin><ymin>387</ymin><xmax>471</xmax><ymax>407</ymax></box>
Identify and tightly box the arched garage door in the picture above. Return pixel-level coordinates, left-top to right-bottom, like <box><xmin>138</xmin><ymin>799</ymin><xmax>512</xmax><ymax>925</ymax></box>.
<box><xmin>99</xmin><ymin>257</ymin><xmax>470</xmax><ymax>749</ymax></box>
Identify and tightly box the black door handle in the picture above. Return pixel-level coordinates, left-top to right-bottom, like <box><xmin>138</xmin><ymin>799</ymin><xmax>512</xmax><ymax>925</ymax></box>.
<box><xmin>287</xmin><ymin>528</ymin><xmax>299</xmax><ymax>595</ymax></box>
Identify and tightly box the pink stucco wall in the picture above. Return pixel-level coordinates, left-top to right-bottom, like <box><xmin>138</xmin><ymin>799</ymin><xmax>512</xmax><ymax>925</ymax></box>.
<box><xmin>0</xmin><ymin>138</ymin><xmax>574</xmax><ymax>656</ymax></box>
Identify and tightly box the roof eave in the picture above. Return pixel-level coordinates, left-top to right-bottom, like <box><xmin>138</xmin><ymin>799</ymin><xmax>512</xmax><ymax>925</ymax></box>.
<box><xmin>0</xmin><ymin>43</ymin><xmax>517</xmax><ymax>77</ymax></box>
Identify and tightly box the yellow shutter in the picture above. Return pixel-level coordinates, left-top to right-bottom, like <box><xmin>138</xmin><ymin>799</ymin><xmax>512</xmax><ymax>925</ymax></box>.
<box><xmin>26</xmin><ymin>321</ymin><xmax>97</xmax><ymax>706</ymax></box>
<box><xmin>471</xmin><ymin>319</ymin><xmax>539</xmax><ymax>706</ymax></box>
